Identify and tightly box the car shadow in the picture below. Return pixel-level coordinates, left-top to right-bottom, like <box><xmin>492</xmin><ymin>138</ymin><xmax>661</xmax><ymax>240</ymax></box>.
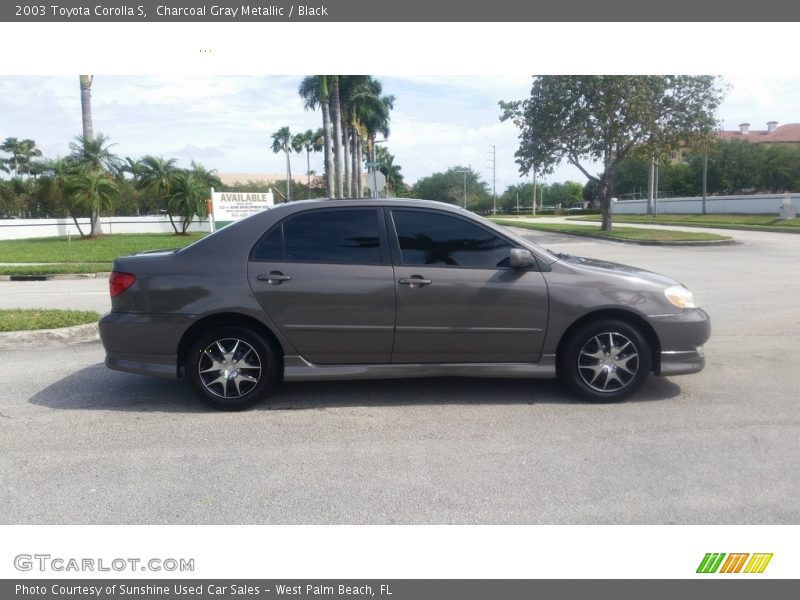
<box><xmin>29</xmin><ymin>363</ymin><xmax>682</xmax><ymax>413</ymax></box>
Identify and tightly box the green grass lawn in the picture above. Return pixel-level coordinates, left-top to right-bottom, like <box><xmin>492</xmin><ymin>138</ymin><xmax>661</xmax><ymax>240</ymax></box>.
<box><xmin>0</xmin><ymin>309</ymin><xmax>99</xmax><ymax>332</ymax></box>
<box><xmin>0</xmin><ymin>233</ymin><xmax>206</xmax><ymax>264</ymax></box>
<box><xmin>0</xmin><ymin>233</ymin><xmax>207</xmax><ymax>274</ymax></box>
<box><xmin>571</xmin><ymin>213</ymin><xmax>800</xmax><ymax>232</ymax></box>
<box><xmin>493</xmin><ymin>219</ymin><xmax>732</xmax><ymax>242</ymax></box>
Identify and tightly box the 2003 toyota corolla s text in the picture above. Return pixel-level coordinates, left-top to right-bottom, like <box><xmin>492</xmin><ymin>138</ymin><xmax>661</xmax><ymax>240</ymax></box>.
<box><xmin>99</xmin><ymin>199</ymin><xmax>710</xmax><ymax>410</ymax></box>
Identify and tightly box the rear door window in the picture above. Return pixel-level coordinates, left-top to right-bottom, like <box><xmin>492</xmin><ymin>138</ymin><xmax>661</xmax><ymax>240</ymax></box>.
<box><xmin>252</xmin><ymin>209</ymin><xmax>383</xmax><ymax>265</ymax></box>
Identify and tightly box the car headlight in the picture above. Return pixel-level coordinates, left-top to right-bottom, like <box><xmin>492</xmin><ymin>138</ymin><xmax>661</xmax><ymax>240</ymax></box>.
<box><xmin>664</xmin><ymin>285</ymin><xmax>696</xmax><ymax>309</ymax></box>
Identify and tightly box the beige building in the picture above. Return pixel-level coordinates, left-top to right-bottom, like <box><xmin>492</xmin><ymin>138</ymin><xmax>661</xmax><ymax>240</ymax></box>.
<box><xmin>217</xmin><ymin>173</ymin><xmax>324</xmax><ymax>187</ymax></box>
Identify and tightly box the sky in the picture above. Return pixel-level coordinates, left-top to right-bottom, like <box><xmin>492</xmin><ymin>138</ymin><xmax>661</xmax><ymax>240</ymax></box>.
<box><xmin>2</xmin><ymin>74</ymin><xmax>800</xmax><ymax>192</ymax></box>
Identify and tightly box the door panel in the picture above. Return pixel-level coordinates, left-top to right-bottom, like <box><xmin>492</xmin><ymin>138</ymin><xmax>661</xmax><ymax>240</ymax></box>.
<box><xmin>247</xmin><ymin>208</ymin><xmax>395</xmax><ymax>364</ymax></box>
<box><xmin>248</xmin><ymin>262</ymin><xmax>395</xmax><ymax>364</ymax></box>
<box><xmin>393</xmin><ymin>266</ymin><xmax>548</xmax><ymax>363</ymax></box>
<box><xmin>389</xmin><ymin>208</ymin><xmax>548</xmax><ymax>364</ymax></box>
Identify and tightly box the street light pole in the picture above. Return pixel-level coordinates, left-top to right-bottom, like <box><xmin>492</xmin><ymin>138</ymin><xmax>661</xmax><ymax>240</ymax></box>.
<box><xmin>455</xmin><ymin>167</ymin><xmax>470</xmax><ymax>209</ymax></box>
<box><xmin>702</xmin><ymin>142</ymin><xmax>708</xmax><ymax>215</ymax></box>
<box><xmin>487</xmin><ymin>145</ymin><xmax>496</xmax><ymax>214</ymax></box>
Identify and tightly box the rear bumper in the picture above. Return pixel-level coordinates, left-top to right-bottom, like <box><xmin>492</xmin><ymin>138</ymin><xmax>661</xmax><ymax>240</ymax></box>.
<box><xmin>99</xmin><ymin>311</ymin><xmax>190</xmax><ymax>379</ymax></box>
<box><xmin>105</xmin><ymin>352</ymin><xmax>179</xmax><ymax>379</ymax></box>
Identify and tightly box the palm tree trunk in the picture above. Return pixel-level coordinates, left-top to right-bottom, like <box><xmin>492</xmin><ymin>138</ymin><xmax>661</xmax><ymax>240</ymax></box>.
<box><xmin>350</xmin><ymin>133</ymin><xmax>358</xmax><ymax>198</ymax></box>
<box><xmin>79</xmin><ymin>75</ymin><xmax>103</xmax><ymax>235</ymax></box>
<box><xmin>331</xmin><ymin>76</ymin><xmax>343</xmax><ymax>199</ymax></box>
<box><xmin>321</xmin><ymin>99</ymin><xmax>334</xmax><ymax>198</ymax></box>
<box><xmin>285</xmin><ymin>149</ymin><xmax>292</xmax><ymax>201</ymax></box>
<box><xmin>306</xmin><ymin>149</ymin><xmax>311</xmax><ymax>197</ymax></box>
<box><xmin>89</xmin><ymin>208</ymin><xmax>103</xmax><ymax>237</ymax></box>
<box><xmin>343</xmin><ymin>123</ymin><xmax>351</xmax><ymax>198</ymax></box>
<box><xmin>70</xmin><ymin>212</ymin><xmax>86</xmax><ymax>238</ymax></box>
<box><xmin>355</xmin><ymin>136</ymin><xmax>363</xmax><ymax>198</ymax></box>
<box><xmin>79</xmin><ymin>76</ymin><xmax>94</xmax><ymax>141</ymax></box>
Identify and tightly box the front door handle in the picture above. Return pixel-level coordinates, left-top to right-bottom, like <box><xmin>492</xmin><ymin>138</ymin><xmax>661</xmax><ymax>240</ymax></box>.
<box><xmin>398</xmin><ymin>275</ymin><xmax>432</xmax><ymax>288</ymax></box>
<box><xmin>257</xmin><ymin>271</ymin><xmax>291</xmax><ymax>285</ymax></box>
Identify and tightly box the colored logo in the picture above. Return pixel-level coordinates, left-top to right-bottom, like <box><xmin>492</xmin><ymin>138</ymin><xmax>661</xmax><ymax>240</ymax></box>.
<box><xmin>696</xmin><ymin>553</ymin><xmax>773</xmax><ymax>574</ymax></box>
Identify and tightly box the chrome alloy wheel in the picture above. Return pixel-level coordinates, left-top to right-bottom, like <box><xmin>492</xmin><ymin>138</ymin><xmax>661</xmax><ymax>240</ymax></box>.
<box><xmin>198</xmin><ymin>338</ymin><xmax>262</xmax><ymax>399</ymax></box>
<box><xmin>577</xmin><ymin>331</ymin><xmax>640</xmax><ymax>393</ymax></box>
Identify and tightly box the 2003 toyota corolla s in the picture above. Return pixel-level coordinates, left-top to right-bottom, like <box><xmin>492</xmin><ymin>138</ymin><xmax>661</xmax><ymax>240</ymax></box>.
<box><xmin>99</xmin><ymin>199</ymin><xmax>710</xmax><ymax>410</ymax></box>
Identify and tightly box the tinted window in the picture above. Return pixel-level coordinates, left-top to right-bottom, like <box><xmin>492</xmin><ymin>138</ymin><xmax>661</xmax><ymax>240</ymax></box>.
<box><xmin>392</xmin><ymin>210</ymin><xmax>512</xmax><ymax>268</ymax></box>
<box><xmin>252</xmin><ymin>225</ymin><xmax>283</xmax><ymax>260</ymax></box>
<box><xmin>253</xmin><ymin>209</ymin><xmax>382</xmax><ymax>264</ymax></box>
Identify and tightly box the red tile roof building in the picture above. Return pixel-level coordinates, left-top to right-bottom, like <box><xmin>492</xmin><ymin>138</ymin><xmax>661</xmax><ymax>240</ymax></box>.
<box><xmin>716</xmin><ymin>122</ymin><xmax>800</xmax><ymax>145</ymax></box>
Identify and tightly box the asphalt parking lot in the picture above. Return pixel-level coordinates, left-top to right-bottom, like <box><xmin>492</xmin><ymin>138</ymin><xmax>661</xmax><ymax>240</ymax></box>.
<box><xmin>1</xmin><ymin>227</ymin><xmax>798</xmax><ymax>524</ymax></box>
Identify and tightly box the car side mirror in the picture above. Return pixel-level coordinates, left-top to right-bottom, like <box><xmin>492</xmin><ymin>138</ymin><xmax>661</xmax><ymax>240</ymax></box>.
<box><xmin>509</xmin><ymin>248</ymin><xmax>534</xmax><ymax>268</ymax></box>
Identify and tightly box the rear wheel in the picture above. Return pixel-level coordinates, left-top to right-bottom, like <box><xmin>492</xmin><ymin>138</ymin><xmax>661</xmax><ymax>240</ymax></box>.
<box><xmin>559</xmin><ymin>319</ymin><xmax>652</xmax><ymax>402</ymax></box>
<box><xmin>187</xmin><ymin>326</ymin><xmax>278</xmax><ymax>410</ymax></box>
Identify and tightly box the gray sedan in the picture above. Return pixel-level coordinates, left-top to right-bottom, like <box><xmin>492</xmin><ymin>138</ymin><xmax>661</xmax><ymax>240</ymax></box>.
<box><xmin>99</xmin><ymin>199</ymin><xmax>710</xmax><ymax>410</ymax></box>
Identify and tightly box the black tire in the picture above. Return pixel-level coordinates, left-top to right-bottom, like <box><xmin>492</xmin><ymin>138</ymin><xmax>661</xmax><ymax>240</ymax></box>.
<box><xmin>559</xmin><ymin>319</ymin><xmax>652</xmax><ymax>402</ymax></box>
<box><xmin>186</xmin><ymin>325</ymin><xmax>279</xmax><ymax>410</ymax></box>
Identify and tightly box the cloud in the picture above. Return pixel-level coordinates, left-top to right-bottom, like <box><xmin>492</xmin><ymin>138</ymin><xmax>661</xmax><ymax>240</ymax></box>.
<box><xmin>1</xmin><ymin>74</ymin><xmax>797</xmax><ymax>193</ymax></box>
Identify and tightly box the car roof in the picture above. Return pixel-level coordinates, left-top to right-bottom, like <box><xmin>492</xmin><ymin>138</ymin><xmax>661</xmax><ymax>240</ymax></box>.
<box><xmin>273</xmin><ymin>197</ymin><xmax>465</xmax><ymax>211</ymax></box>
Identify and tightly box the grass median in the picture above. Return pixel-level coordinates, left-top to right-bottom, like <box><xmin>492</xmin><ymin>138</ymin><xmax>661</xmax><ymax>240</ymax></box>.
<box><xmin>570</xmin><ymin>213</ymin><xmax>800</xmax><ymax>232</ymax></box>
<box><xmin>492</xmin><ymin>219</ymin><xmax>732</xmax><ymax>243</ymax></box>
<box><xmin>0</xmin><ymin>309</ymin><xmax>100</xmax><ymax>332</ymax></box>
<box><xmin>0</xmin><ymin>233</ymin><xmax>206</xmax><ymax>275</ymax></box>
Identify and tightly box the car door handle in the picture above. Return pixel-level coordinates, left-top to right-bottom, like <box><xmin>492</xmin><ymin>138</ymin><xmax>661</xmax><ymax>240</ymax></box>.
<box><xmin>257</xmin><ymin>272</ymin><xmax>291</xmax><ymax>285</ymax></box>
<box><xmin>398</xmin><ymin>276</ymin><xmax>432</xmax><ymax>288</ymax></box>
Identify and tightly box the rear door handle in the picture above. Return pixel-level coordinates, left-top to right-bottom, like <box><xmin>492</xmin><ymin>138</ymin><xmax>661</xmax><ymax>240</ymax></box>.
<box><xmin>257</xmin><ymin>271</ymin><xmax>291</xmax><ymax>285</ymax></box>
<box><xmin>398</xmin><ymin>275</ymin><xmax>432</xmax><ymax>288</ymax></box>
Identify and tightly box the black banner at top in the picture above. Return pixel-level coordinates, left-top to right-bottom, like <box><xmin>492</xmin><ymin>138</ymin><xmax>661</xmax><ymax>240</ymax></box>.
<box><xmin>3</xmin><ymin>0</ymin><xmax>800</xmax><ymax>22</ymax></box>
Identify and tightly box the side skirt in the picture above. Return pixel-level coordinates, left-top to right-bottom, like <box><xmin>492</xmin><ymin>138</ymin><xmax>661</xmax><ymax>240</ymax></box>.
<box><xmin>282</xmin><ymin>355</ymin><xmax>557</xmax><ymax>382</ymax></box>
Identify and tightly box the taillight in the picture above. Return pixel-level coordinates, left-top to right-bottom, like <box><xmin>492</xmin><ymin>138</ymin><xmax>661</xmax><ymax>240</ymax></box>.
<box><xmin>109</xmin><ymin>271</ymin><xmax>136</xmax><ymax>297</ymax></box>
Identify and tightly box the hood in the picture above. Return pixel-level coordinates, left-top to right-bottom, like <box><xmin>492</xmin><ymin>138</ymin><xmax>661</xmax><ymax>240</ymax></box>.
<box><xmin>559</xmin><ymin>254</ymin><xmax>680</xmax><ymax>288</ymax></box>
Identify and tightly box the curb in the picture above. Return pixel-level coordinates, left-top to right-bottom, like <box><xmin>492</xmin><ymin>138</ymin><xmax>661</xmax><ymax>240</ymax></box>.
<box><xmin>0</xmin><ymin>272</ymin><xmax>111</xmax><ymax>282</ymax></box>
<box><xmin>0</xmin><ymin>322</ymin><xmax>100</xmax><ymax>349</ymax></box>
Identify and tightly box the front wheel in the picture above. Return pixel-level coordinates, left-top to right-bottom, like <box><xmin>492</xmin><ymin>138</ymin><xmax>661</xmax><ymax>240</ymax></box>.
<box><xmin>559</xmin><ymin>319</ymin><xmax>652</xmax><ymax>402</ymax></box>
<box><xmin>187</xmin><ymin>326</ymin><xmax>278</xmax><ymax>410</ymax></box>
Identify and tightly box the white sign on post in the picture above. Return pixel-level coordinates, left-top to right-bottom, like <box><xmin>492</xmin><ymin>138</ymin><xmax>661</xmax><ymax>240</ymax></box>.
<box><xmin>209</xmin><ymin>188</ymin><xmax>274</xmax><ymax>230</ymax></box>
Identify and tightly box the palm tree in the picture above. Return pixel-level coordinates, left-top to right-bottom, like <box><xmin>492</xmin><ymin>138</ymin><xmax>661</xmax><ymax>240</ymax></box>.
<box><xmin>168</xmin><ymin>170</ymin><xmax>208</xmax><ymax>234</ymax></box>
<box><xmin>189</xmin><ymin>160</ymin><xmax>222</xmax><ymax>190</ymax></box>
<box><xmin>299</xmin><ymin>76</ymin><xmax>334</xmax><ymax>197</ymax></box>
<box><xmin>0</xmin><ymin>137</ymin><xmax>43</xmax><ymax>178</ymax></box>
<box><xmin>69</xmin><ymin>134</ymin><xmax>121</xmax><ymax>174</ymax></box>
<box><xmin>292</xmin><ymin>129</ymin><xmax>323</xmax><ymax>194</ymax></box>
<box><xmin>38</xmin><ymin>157</ymin><xmax>80</xmax><ymax>231</ymax></box>
<box><xmin>137</xmin><ymin>155</ymin><xmax>180</xmax><ymax>231</ymax></box>
<box><xmin>340</xmin><ymin>76</ymin><xmax>383</xmax><ymax>197</ymax></box>
<box><xmin>271</xmin><ymin>126</ymin><xmax>293</xmax><ymax>201</ymax></box>
<box><xmin>65</xmin><ymin>170</ymin><xmax>118</xmax><ymax>238</ymax></box>
<box><xmin>68</xmin><ymin>133</ymin><xmax>120</xmax><ymax>235</ymax></box>
<box><xmin>122</xmin><ymin>157</ymin><xmax>145</xmax><ymax>182</ymax></box>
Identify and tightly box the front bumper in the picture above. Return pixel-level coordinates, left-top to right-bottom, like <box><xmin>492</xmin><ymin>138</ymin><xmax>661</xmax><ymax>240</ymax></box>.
<box><xmin>647</xmin><ymin>308</ymin><xmax>711</xmax><ymax>376</ymax></box>
<box><xmin>659</xmin><ymin>347</ymin><xmax>705</xmax><ymax>376</ymax></box>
